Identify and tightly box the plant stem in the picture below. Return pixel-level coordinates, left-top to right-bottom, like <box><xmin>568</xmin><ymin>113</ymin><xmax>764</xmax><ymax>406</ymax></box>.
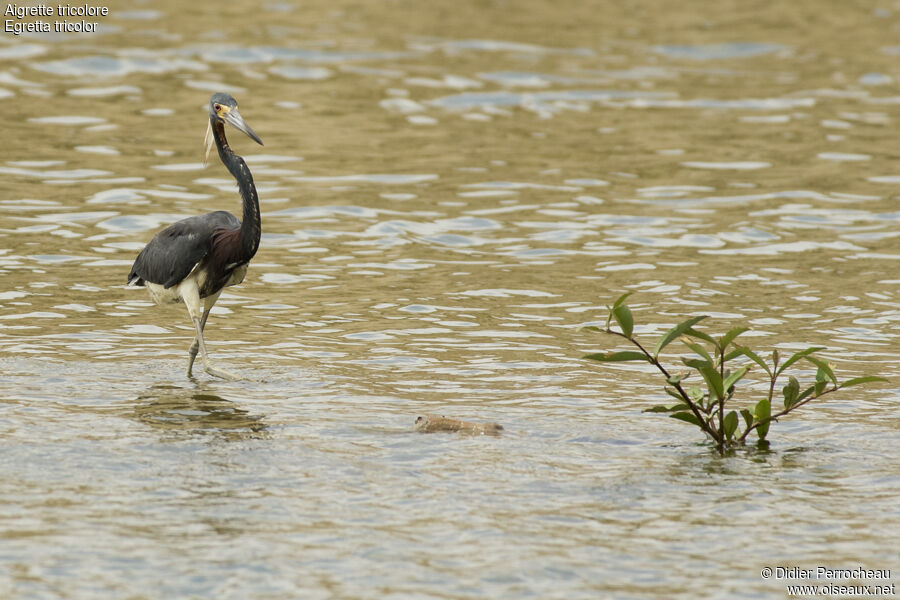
<box><xmin>608</xmin><ymin>329</ymin><xmax>723</xmax><ymax>446</ymax></box>
<box><xmin>717</xmin><ymin>347</ymin><xmax>725</xmax><ymax>447</ymax></box>
<box><xmin>737</xmin><ymin>385</ymin><xmax>838</xmax><ymax>443</ymax></box>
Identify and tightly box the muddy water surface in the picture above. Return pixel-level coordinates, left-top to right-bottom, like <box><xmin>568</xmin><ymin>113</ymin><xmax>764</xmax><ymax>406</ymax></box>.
<box><xmin>1</xmin><ymin>1</ymin><xmax>899</xmax><ymax>598</ymax></box>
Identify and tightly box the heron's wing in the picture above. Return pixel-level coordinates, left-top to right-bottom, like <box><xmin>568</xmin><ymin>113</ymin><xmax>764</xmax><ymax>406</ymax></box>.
<box><xmin>128</xmin><ymin>211</ymin><xmax>240</xmax><ymax>288</ymax></box>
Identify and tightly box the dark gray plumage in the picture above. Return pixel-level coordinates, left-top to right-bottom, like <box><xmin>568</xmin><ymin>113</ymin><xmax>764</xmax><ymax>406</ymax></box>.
<box><xmin>128</xmin><ymin>211</ymin><xmax>240</xmax><ymax>289</ymax></box>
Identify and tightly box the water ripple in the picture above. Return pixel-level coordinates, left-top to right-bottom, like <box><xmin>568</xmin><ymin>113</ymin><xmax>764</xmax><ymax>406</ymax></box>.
<box><xmin>429</xmin><ymin>90</ymin><xmax>673</xmax><ymax>111</ymax></box>
<box><xmin>32</xmin><ymin>55</ymin><xmax>204</xmax><ymax>77</ymax></box>
<box><xmin>653</xmin><ymin>42</ymin><xmax>786</xmax><ymax>60</ymax></box>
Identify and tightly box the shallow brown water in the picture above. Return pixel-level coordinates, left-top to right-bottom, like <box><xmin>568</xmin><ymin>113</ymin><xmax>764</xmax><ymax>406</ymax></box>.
<box><xmin>1</xmin><ymin>1</ymin><xmax>899</xmax><ymax>598</ymax></box>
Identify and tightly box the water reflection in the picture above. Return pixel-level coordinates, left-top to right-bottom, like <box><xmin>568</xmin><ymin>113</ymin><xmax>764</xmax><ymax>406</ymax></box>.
<box><xmin>131</xmin><ymin>385</ymin><xmax>267</xmax><ymax>440</ymax></box>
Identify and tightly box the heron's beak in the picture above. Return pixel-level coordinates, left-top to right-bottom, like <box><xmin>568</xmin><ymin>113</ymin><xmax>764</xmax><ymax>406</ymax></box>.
<box><xmin>224</xmin><ymin>107</ymin><xmax>264</xmax><ymax>146</ymax></box>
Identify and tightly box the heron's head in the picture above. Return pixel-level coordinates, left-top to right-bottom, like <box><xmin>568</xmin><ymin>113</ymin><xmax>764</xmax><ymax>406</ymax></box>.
<box><xmin>204</xmin><ymin>92</ymin><xmax>263</xmax><ymax>164</ymax></box>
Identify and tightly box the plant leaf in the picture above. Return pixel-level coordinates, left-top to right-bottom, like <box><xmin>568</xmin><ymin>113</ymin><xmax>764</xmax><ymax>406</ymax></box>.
<box><xmin>684</xmin><ymin>327</ymin><xmax>716</xmax><ymax>346</ymax></box>
<box><xmin>805</xmin><ymin>356</ymin><xmax>837</xmax><ymax>388</ymax></box>
<box><xmin>644</xmin><ymin>402</ymin><xmax>690</xmax><ymax>413</ymax></box>
<box><xmin>776</xmin><ymin>346</ymin><xmax>826</xmax><ymax>376</ymax></box>
<box><xmin>612</xmin><ymin>303</ymin><xmax>634</xmax><ymax>338</ymax></box>
<box><xmin>722</xmin><ymin>347</ymin><xmax>745</xmax><ymax>362</ymax></box>
<box><xmin>682</xmin><ymin>340</ymin><xmax>712</xmax><ymax>363</ymax></box>
<box><xmin>666</xmin><ymin>373</ymin><xmax>687</xmax><ymax>386</ymax></box>
<box><xmin>754</xmin><ymin>399</ymin><xmax>771</xmax><ymax>439</ymax></box>
<box><xmin>682</xmin><ymin>357</ymin><xmax>712</xmax><ymax>370</ymax></box>
<box><xmin>723</xmin><ymin>410</ymin><xmax>738</xmax><ymax>439</ymax></box>
<box><xmin>612</xmin><ymin>292</ymin><xmax>633</xmax><ymax>309</ymax></box>
<box><xmin>580</xmin><ymin>325</ymin><xmax>604</xmax><ymax>333</ymax></box>
<box><xmin>782</xmin><ymin>375</ymin><xmax>800</xmax><ymax>409</ymax></box>
<box><xmin>723</xmin><ymin>365</ymin><xmax>750</xmax><ymax>393</ymax></box>
<box><xmin>719</xmin><ymin>326</ymin><xmax>750</xmax><ymax>351</ymax></box>
<box><xmin>670</xmin><ymin>411</ymin><xmax>702</xmax><ymax>427</ymax></box>
<box><xmin>735</xmin><ymin>345</ymin><xmax>772</xmax><ymax>377</ymax></box>
<box><xmin>798</xmin><ymin>384</ymin><xmax>816</xmax><ymax>403</ymax></box>
<box><xmin>697</xmin><ymin>364</ymin><xmax>724</xmax><ymax>401</ymax></box>
<box><xmin>664</xmin><ymin>387</ymin><xmax>684</xmax><ymax>401</ymax></box>
<box><xmin>740</xmin><ymin>408</ymin><xmax>754</xmax><ymax>429</ymax></box>
<box><xmin>654</xmin><ymin>315</ymin><xmax>708</xmax><ymax>358</ymax></box>
<box><xmin>839</xmin><ymin>376</ymin><xmax>889</xmax><ymax>389</ymax></box>
<box><xmin>754</xmin><ymin>398</ymin><xmax>771</xmax><ymax>420</ymax></box>
<box><xmin>583</xmin><ymin>351</ymin><xmax>649</xmax><ymax>362</ymax></box>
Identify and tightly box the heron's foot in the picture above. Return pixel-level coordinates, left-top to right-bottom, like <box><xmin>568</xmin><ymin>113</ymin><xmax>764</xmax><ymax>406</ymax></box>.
<box><xmin>203</xmin><ymin>361</ymin><xmax>242</xmax><ymax>381</ymax></box>
<box><xmin>186</xmin><ymin>352</ymin><xmax>240</xmax><ymax>381</ymax></box>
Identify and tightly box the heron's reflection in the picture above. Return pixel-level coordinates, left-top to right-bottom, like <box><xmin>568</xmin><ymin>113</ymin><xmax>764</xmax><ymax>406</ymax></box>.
<box><xmin>133</xmin><ymin>384</ymin><xmax>267</xmax><ymax>440</ymax></box>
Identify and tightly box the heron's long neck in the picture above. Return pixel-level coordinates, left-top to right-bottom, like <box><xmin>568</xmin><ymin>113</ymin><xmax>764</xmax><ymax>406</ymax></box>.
<box><xmin>213</xmin><ymin>119</ymin><xmax>261</xmax><ymax>261</ymax></box>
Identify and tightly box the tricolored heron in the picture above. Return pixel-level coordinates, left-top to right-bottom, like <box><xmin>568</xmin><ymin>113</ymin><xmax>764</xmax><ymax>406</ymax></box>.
<box><xmin>128</xmin><ymin>93</ymin><xmax>263</xmax><ymax>380</ymax></box>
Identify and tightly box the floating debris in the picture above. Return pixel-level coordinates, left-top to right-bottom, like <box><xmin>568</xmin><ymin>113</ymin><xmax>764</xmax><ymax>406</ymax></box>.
<box><xmin>414</xmin><ymin>414</ymin><xmax>503</xmax><ymax>435</ymax></box>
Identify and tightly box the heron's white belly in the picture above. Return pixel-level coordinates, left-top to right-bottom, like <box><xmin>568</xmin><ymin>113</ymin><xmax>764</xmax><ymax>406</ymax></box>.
<box><xmin>145</xmin><ymin>281</ymin><xmax>182</xmax><ymax>305</ymax></box>
<box><xmin>144</xmin><ymin>263</ymin><xmax>207</xmax><ymax>306</ymax></box>
<box><xmin>144</xmin><ymin>263</ymin><xmax>247</xmax><ymax>306</ymax></box>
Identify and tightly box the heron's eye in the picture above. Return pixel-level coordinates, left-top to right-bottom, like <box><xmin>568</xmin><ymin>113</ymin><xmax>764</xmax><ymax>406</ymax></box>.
<box><xmin>214</xmin><ymin>103</ymin><xmax>221</xmax><ymax>112</ymax></box>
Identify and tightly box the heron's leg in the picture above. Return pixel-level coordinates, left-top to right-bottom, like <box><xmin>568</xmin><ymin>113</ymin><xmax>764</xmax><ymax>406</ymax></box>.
<box><xmin>187</xmin><ymin>291</ymin><xmax>222</xmax><ymax>375</ymax></box>
<box><xmin>186</xmin><ymin>308</ymin><xmax>211</xmax><ymax>376</ymax></box>
<box><xmin>189</xmin><ymin>315</ymin><xmax>241</xmax><ymax>381</ymax></box>
<box><xmin>179</xmin><ymin>283</ymin><xmax>239</xmax><ymax>381</ymax></box>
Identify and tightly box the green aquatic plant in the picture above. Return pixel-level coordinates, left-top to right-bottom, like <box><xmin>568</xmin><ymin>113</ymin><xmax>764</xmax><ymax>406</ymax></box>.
<box><xmin>583</xmin><ymin>294</ymin><xmax>887</xmax><ymax>454</ymax></box>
